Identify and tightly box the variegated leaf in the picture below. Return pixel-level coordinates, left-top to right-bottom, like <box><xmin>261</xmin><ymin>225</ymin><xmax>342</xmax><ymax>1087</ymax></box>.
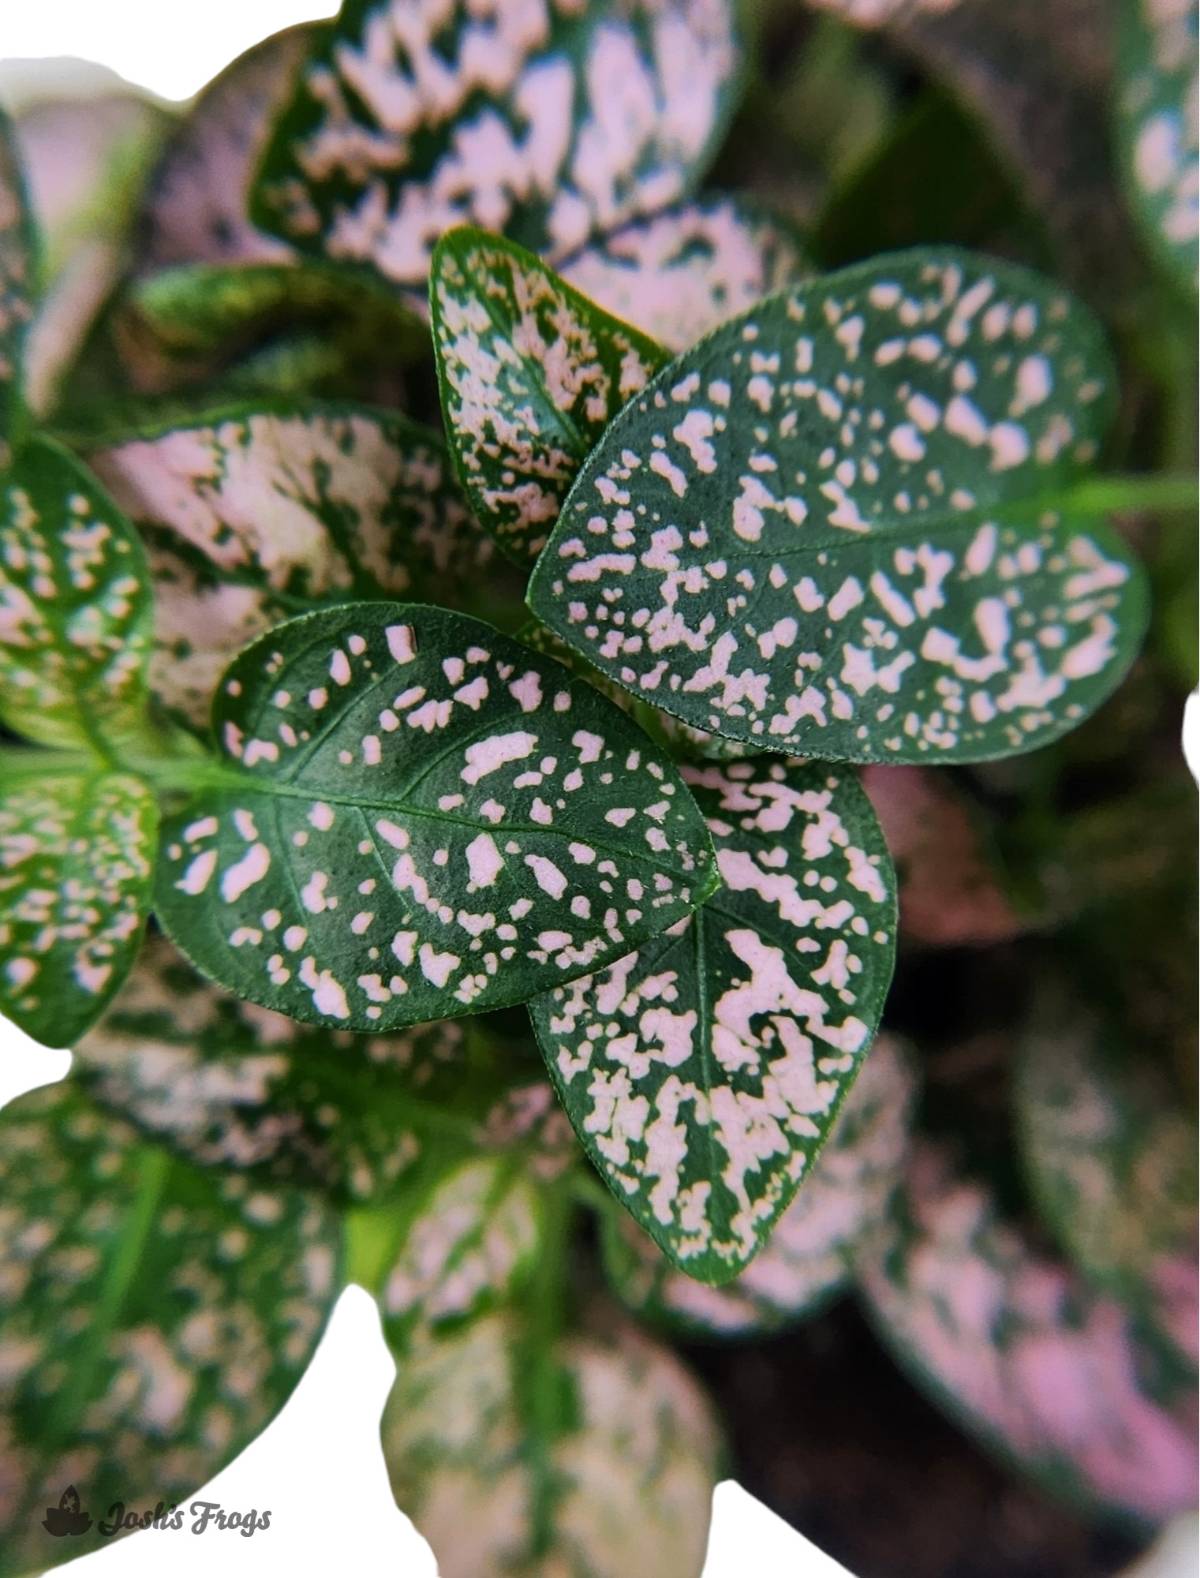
<box><xmin>1016</xmin><ymin>990</ymin><xmax>1197</xmax><ymax>1367</ymax></box>
<box><xmin>530</xmin><ymin>758</ymin><xmax>896</xmax><ymax>1282</ymax></box>
<box><xmin>861</xmin><ymin>764</ymin><xmax>1022</xmax><ymax>946</ymax></box>
<box><xmin>155</xmin><ymin>603</ymin><xmax>717</xmax><ymax>1029</ymax></box>
<box><xmin>251</xmin><ymin>0</ymin><xmax>741</xmax><ymax>290</ymax></box>
<box><xmin>0</xmin><ymin>107</ymin><xmax>36</xmax><ymax>465</ymax></box>
<box><xmin>858</xmin><ymin>1143</ymin><xmax>1199</xmax><ymax>1524</ymax></box>
<box><xmin>75</xmin><ymin>934</ymin><xmax>479</xmax><ymax>1202</ymax></box>
<box><xmin>1116</xmin><ymin>0</ymin><xmax>1199</xmax><ymax>291</ymax></box>
<box><xmin>86</xmin><ymin>401</ymin><xmax>496</xmax><ymax>732</ymax></box>
<box><xmin>15</xmin><ymin>92</ymin><xmax>169</xmax><ymax>416</ymax></box>
<box><xmin>604</xmin><ymin>1030</ymin><xmax>914</xmax><ymax>1333</ymax></box>
<box><xmin>529</xmin><ymin>250</ymin><xmax>1147</xmax><ymax>763</ymax></box>
<box><xmin>0</xmin><ymin>765</ymin><xmax>156</xmax><ymax>1048</ymax></box>
<box><xmin>558</xmin><ymin>195</ymin><xmax>810</xmax><ymax>352</ymax></box>
<box><xmin>431</xmin><ymin>228</ymin><xmax>666</xmax><ymax>567</ymax></box>
<box><xmin>138</xmin><ymin>24</ymin><xmax>317</xmax><ymax>271</ymax></box>
<box><xmin>381</xmin><ymin>1313</ymin><xmax>721</xmax><ymax>1578</ymax></box>
<box><xmin>0</xmin><ymin>1080</ymin><xmax>340</xmax><ymax>1577</ymax></box>
<box><xmin>0</xmin><ymin>436</ymin><xmax>153</xmax><ymax>750</ymax></box>
<box><xmin>377</xmin><ymin>1153</ymin><xmax>547</xmax><ymax>1346</ymax></box>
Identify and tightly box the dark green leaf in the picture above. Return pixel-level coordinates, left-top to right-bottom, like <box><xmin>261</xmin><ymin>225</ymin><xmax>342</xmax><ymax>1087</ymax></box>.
<box><xmin>251</xmin><ymin>0</ymin><xmax>741</xmax><ymax>290</ymax></box>
<box><xmin>529</xmin><ymin>249</ymin><xmax>1146</xmax><ymax>763</ymax></box>
<box><xmin>0</xmin><ymin>107</ymin><xmax>36</xmax><ymax>464</ymax></box>
<box><xmin>858</xmin><ymin>1142</ymin><xmax>1198</xmax><ymax>1523</ymax></box>
<box><xmin>0</xmin><ymin>765</ymin><xmax>156</xmax><ymax>1048</ymax></box>
<box><xmin>431</xmin><ymin>228</ymin><xmax>667</xmax><ymax>567</ymax></box>
<box><xmin>558</xmin><ymin>195</ymin><xmax>810</xmax><ymax>351</ymax></box>
<box><xmin>1116</xmin><ymin>0</ymin><xmax>1199</xmax><ymax>292</ymax></box>
<box><xmin>0</xmin><ymin>1080</ymin><xmax>340</xmax><ymax>1577</ymax></box>
<box><xmin>531</xmin><ymin>758</ymin><xmax>896</xmax><ymax>1282</ymax></box>
<box><xmin>155</xmin><ymin>603</ymin><xmax>718</xmax><ymax>1029</ymax></box>
<box><xmin>603</xmin><ymin>1030</ymin><xmax>914</xmax><ymax>1333</ymax></box>
<box><xmin>380</xmin><ymin>1313</ymin><xmax>721</xmax><ymax>1578</ymax></box>
<box><xmin>86</xmin><ymin>401</ymin><xmax>495</xmax><ymax>732</ymax></box>
<box><xmin>0</xmin><ymin>436</ymin><xmax>153</xmax><ymax>749</ymax></box>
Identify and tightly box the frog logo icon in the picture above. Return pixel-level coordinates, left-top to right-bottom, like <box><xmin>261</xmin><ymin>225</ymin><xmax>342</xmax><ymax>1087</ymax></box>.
<box><xmin>43</xmin><ymin>1486</ymin><xmax>92</xmax><ymax>1537</ymax></box>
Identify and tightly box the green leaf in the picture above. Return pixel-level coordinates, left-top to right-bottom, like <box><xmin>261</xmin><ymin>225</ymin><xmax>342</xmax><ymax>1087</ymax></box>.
<box><xmin>0</xmin><ymin>765</ymin><xmax>156</xmax><ymax>1048</ymax></box>
<box><xmin>0</xmin><ymin>107</ymin><xmax>36</xmax><ymax>464</ymax></box>
<box><xmin>1015</xmin><ymin>987</ymin><xmax>1197</xmax><ymax>1366</ymax></box>
<box><xmin>0</xmin><ymin>436</ymin><xmax>153</xmax><ymax>750</ymax></box>
<box><xmin>155</xmin><ymin>602</ymin><xmax>718</xmax><ymax>1029</ymax></box>
<box><xmin>85</xmin><ymin>400</ymin><xmax>496</xmax><ymax>732</ymax></box>
<box><xmin>75</xmin><ymin>935</ymin><xmax>480</xmax><ymax>1201</ymax></box>
<box><xmin>861</xmin><ymin>764</ymin><xmax>1021</xmax><ymax>946</ymax></box>
<box><xmin>804</xmin><ymin>0</ymin><xmax>1143</xmax><ymax>306</ymax></box>
<box><xmin>858</xmin><ymin>1142</ymin><xmax>1198</xmax><ymax>1524</ymax></box>
<box><xmin>1116</xmin><ymin>0</ymin><xmax>1199</xmax><ymax>292</ymax></box>
<box><xmin>380</xmin><ymin>1313</ymin><xmax>721</xmax><ymax>1578</ymax></box>
<box><xmin>558</xmin><ymin>195</ymin><xmax>810</xmax><ymax>352</ymax></box>
<box><xmin>431</xmin><ymin>228</ymin><xmax>667</xmax><ymax>568</ymax></box>
<box><xmin>0</xmin><ymin>1079</ymin><xmax>341</xmax><ymax>1577</ymax></box>
<box><xmin>126</xmin><ymin>258</ymin><xmax>426</xmax><ymax>362</ymax></box>
<box><xmin>139</xmin><ymin>24</ymin><xmax>318</xmax><ymax>271</ymax></box>
<box><xmin>603</xmin><ymin>1030</ymin><xmax>914</xmax><ymax>1334</ymax></box>
<box><xmin>251</xmin><ymin>0</ymin><xmax>741</xmax><ymax>290</ymax></box>
<box><xmin>530</xmin><ymin>757</ymin><xmax>896</xmax><ymax>1283</ymax></box>
<box><xmin>529</xmin><ymin>249</ymin><xmax>1146</xmax><ymax>764</ymax></box>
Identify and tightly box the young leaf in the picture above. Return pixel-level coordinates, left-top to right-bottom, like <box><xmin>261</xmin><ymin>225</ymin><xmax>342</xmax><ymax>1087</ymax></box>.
<box><xmin>0</xmin><ymin>1080</ymin><xmax>340</xmax><ymax>1577</ymax></box>
<box><xmin>1116</xmin><ymin>0</ymin><xmax>1199</xmax><ymax>292</ymax></box>
<box><xmin>377</xmin><ymin>1154</ymin><xmax>547</xmax><ymax>1347</ymax></box>
<box><xmin>858</xmin><ymin>1143</ymin><xmax>1199</xmax><ymax>1524</ymax></box>
<box><xmin>251</xmin><ymin>0</ymin><xmax>741</xmax><ymax>290</ymax></box>
<box><xmin>0</xmin><ymin>107</ymin><xmax>36</xmax><ymax>464</ymax></box>
<box><xmin>529</xmin><ymin>249</ymin><xmax>1147</xmax><ymax>763</ymax></box>
<box><xmin>530</xmin><ymin>758</ymin><xmax>896</xmax><ymax>1283</ymax></box>
<box><xmin>86</xmin><ymin>401</ymin><xmax>496</xmax><ymax>731</ymax></box>
<box><xmin>0</xmin><ymin>436</ymin><xmax>153</xmax><ymax>750</ymax></box>
<box><xmin>381</xmin><ymin>1313</ymin><xmax>721</xmax><ymax>1578</ymax></box>
<box><xmin>75</xmin><ymin>935</ymin><xmax>478</xmax><ymax>1202</ymax></box>
<box><xmin>431</xmin><ymin>228</ymin><xmax>667</xmax><ymax>568</ymax></box>
<box><xmin>1016</xmin><ymin>988</ymin><xmax>1197</xmax><ymax>1366</ymax></box>
<box><xmin>138</xmin><ymin>24</ymin><xmax>317</xmax><ymax>271</ymax></box>
<box><xmin>558</xmin><ymin>195</ymin><xmax>810</xmax><ymax>351</ymax></box>
<box><xmin>603</xmin><ymin>1030</ymin><xmax>914</xmax><ymax>1334</ymax></box>
<box><xmin>0</xmin><ymin>765</ymin><xmax>156</xmax><ymax>1048</ymax></box>
<box><xmin>861</xmin><ymin>764</ymin><xmax>1022</xmax><ymax>947</ymax></box>
<box><xmin>155</xmin><ymin>602</ymin><xmax>718</xmax><ymax>1030</ymax></box>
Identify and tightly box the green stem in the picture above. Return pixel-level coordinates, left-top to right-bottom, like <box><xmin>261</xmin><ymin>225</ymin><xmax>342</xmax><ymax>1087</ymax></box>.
<box><xmin>1054</xmin><ymin>473</ymin><xmax>1199</xmax><ymax>517</ymax></box>
<box><xmin>513</xmin><ymin>1185</ymin><xmax>572</xmax><ymax>1561</ymax></box>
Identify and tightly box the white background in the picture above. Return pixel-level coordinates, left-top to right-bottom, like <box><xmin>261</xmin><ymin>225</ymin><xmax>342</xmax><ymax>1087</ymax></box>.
<box><xmin>1</xmin><ymin>4</ymin><xmax>1196</xmax><ymax>1574</ymax></box>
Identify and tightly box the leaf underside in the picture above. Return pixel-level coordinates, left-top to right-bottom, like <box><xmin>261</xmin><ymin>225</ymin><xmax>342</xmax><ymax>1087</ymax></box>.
<box><xmin>605</xmin><ymin>1030</ymin><xmax>914</xmax><ymax>1333</ymax></box>
<box><xmin>0</xmin><ymin>1080</ymin><xmax>341</xmax><ymax>1578</ymax></box>
<box><xmin>0</xmin><ymin>768</ymin><xmax>157</xmax><ymax>1047</ymax></box>
<box><xmin>431</xmin><ymin>227</ymin><xmax>668</xmax><ymax>567</ymax></box>
<box><xmin>155</xmin><ymin>602</ymin><xmax>717</xmax><ymax>1030</ymax></box>
<box><xmin>86</xmin><ymin>402</ymin><xmax>495</xmax><ymax>732</ymax></box>
<box><xmin>251</xmin><ymin>0</ymin><xmax>741</xmax><ymax>289</ymax></box>
<box><xmin>531</xmin><ymin>757</ymin><xmax>896</xmax><ymax>1283</ymax></box>
<box><xmin>529</xmin><ymin>248</ymin><xmax>1146</xmax><ymax>763</ymax></box>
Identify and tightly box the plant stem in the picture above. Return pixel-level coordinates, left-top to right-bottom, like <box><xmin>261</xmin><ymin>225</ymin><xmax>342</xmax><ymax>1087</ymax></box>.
<box><xmin>1056</xmin><ymin>473</ymin><xmax>1199</xmax><ymax>516</ymax></box>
